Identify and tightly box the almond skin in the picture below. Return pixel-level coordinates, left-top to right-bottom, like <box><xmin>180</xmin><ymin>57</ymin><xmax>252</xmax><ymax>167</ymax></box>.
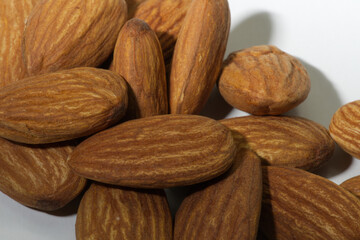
<box><xmin>329</xmin><ymin>100</ymin><xmax>360</xmax><ymax>159</ymax></box>
<box><xmin>174</xmin><ymin>147</ymin><xmax>262</xmax><ymax>240</ymax></box>
<box><xmin>340</xmin><ymin>175</ymin><xmax>360</xmax><ymax>199</ymax></box>
<box><xmin>220</xmin><ymin>115</ymin><xmax>335</xmax><ymax>172</ymax></box>
<box><xmin>113</xmin><ymin>18</ymin><xmax>168</xmax><ymax>119</ymax></box>
<box><xmin>76</xmin><ymin>183</ymin><xmax>172</xmax><ymax>240</ymax></box>
<box><xmin>23</xmin><ymin>0</ymin><xmax>127</xmax><ymax>76</ymax></box>
<box><xmin>0</xmin><ymin>138</ymin><xmax>86</xmax><ymax>211</ymax></box>
<box><xmin>0</xmin><ymin>0</ymin><xmax>39</xmax><ymax>87</ymax></box>
<box><xmin>218</xmin><ymin>45</ymin><xmax>310</xmax><ymax>115</ymax></box>
<box><xmin>169</xmin><ymin>0</ymin><xmax>230</xmax><ymax>114</ymax></box>
<box><xmin>126</xmin><ymin>0</ymin><xmax>146</xmax><ymax>18</ymax></box>
<box><xmin>260</xmin><ymin>166</ymin><xmax>360</xmax><ymax>240</ymax></box>
<box><xmin>68</xmin><ymin>114</ymin><xmax>237</xmax><ymax>188</ymax></box>
<box><xmin>0</xmin><ymin>67</ymin><xmax>128</xmax><ymax>144</ymax></box>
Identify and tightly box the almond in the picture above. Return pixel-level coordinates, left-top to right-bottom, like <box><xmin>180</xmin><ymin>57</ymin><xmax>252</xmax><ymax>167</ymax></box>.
<box><xmin>0</xmin><ymin>138</ymin><xmax>86</xmax><ymax>211</ymax></box>
<box><xmin>23</xmin><ymin>0</ymin><xmax>127</xmax><ymax>76</ymax></box>
<box><xmin>0</xmin><ymin>67</ymin><xmax>128</xmax><ymax>144</ymax></box>
<box><xmin>113</xmin><ymin>18</ymin><xmax>168</xmax><ymax>119</ymax></box>
<box><xmin>0</xmin><ymin>0</ymin><xmax>39</xmax><ymax>87</ymax></box>
<box><xmin>169</xmin><ymin>0</ymin><xmax>230</xmax><ymax>114</ymax></box>
<box><xmin>218</xmin><ymin>45</ymin><xmax>310</xmax><ymax>115</ymax></box>
<box><xmin>340</xmin><ymin>175</ymin><xmax>360</xmax><ymax>199</ymax></box>
<box><xmin>68</xmin><ymin>114</ymin><xmax>237</xmax><ymax>188</ymax></box>
<box><xmin>174</xmin><ymin>148</ymin><xmax>262</xmax><ymax>240</ymax></box>
<box><xmin>220</xmin><ymin>115</ymin><xmax>335</xmax><ymax>172</ymax></box>
<box><xmin>329</xmin><ymin>100</ymin><xmax>360</xmax><ymax>159</ymax></box>
<box><xmin>76</xmin><ymin>183</ymin><xmax>172</xmax><ymax>240</ymax></box>
<box><xmin>260</xmin><ymin>166</ymin><xmax>360</xmax><ymax>240</ymax></box>
<box><xmin>126</xmin><ymin>0</ymin><xmax>146</xmax><ymax>18</ymax></box>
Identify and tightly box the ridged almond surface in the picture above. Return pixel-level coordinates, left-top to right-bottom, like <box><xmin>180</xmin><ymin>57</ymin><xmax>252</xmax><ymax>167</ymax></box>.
<box><xmin>260</xmin><ymin>166</ymin><xmax>360</xmax><ymax>240</ymax></box>
<box><xmin>0</xmin><ymin>67</ymin><xmax>128</xmax><ymax>144</ymax></box>
<box><xmin>174</xmin><ymin>148</ymin><xmax>262</xmax><ymax>240</ymax></box>
<box><xmin>23</xmin><ymin>0</ymin><xmax>127</xmax><ymax>76</ymax></box>
<box><xmin>340</xmin><ymin>175</ymin><xmax>360</xmax><ymax>199</ymax></box>
<box><xmin>76</xmin><ymin>183</ymin><xmax>172</xmax><ymax>240</ymax></box>
<box><xmin>218</xmin><ymin>45</ymin><xmax>310</xmax><ymax>115</ymax></box>
<box><xmin>0</xmin><ymin>0</ymin><xmax>39</xmax><ymax>87</ymax></box>
<box><xmin>134</xmin><ymin>0</ymin><xmax>192</xmax><ymax>69</ymax></box>
<box><xmin>169</xmin><ymin>0</ymin><xmax>230</xmax><ymax>114</ymax></box>
<box><xmin>68</xmin><ymin>114</ymin><xmax>236</xmax><ymax>188</ymax></box>
<box><xmin>220</xmin><ymin>115</ymin><xmax>335</xmax><ymax>171</ymax></box>
<box><xmin>113</xmin><ymin>18</ymin><xmax>168</xmax><ymax>119</ymax></box>
<box><xmin>329</xmin><ymin>100</ymin><xmax>360</xmax><ymax>159</ymax></box>
<box><xmin>0</xmin><ymin>138</ymin><xmax>86</xmax><ymax>211</ymax></box>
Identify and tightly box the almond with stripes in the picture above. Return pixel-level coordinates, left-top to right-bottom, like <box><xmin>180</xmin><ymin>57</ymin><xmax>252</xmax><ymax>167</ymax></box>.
<box><xmin>68</xmin><ymin>114</ymin><xmax>237</xmax><ymax>188</ymax></box>
<box><xmin>218</xmin><ymin>45</ymin><xmax>310</xmax><ymax>115</ymax></box>
<box><xmin>0</xmin><ymin>138</ymin><xmax>86</xmax><ymax>211</ymax></box>
<box><xmin>174</xmin><ymin>148</ymin><xmax>262</xmax><ymax>240</ymax></box>
<box><xmin>260</xmin><ymin>166</ymin><xmax>360</xmax><ymax>240</ymax></box>
<box><xmin>329</xmin><ymin>100</ymin><xmax>360</xmax><ymax>159</ymax></box>
<box><xmin>220</xmin><ymin>115</ymin><xmax>335</xmax><ymax>172</ymax></box>
<box><xmin>340</xmin><ymin>175</ymin><xmax>360</xmax><ymax>199</ymax></box>
<box><xmin>0</xmin><ymin>67</ymin><xmax>128</xmax><ymax>144</ymax></box>
<box><xmin>23</xmin><ymin>0</ymin><xmax>127</xmax><ymax>76</ymax></box>
<box><xmin>76</xmin><ymin>183</ymin><xmax>172</xmax><ymax>240</ymax></box>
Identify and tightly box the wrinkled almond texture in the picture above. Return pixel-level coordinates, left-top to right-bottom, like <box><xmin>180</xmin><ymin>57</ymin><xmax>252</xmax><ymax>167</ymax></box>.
<box><xmin>260</xmin><ymin>166</ymin><xmax>360</xmax><ymax>240</ymax></box>
<box><xmin>23</xmin><ymin>0</ymin><xmax>127</xmax><ymax>76</ymax></box>
<box><xmin>113</xmin><ymin>18</ymin><xmax>168</xmax><ymax>118</ymax></box>
<box><xmin>218</xmin><ymin>45</ymin><xmax>310</xmax><ymax>115</ymax></box>
<box><xmin>76</xmin><ymin>183</ymin><xmax>172</xmax><ymax>240</ymax></box>
<box><xmin>0</xmin><ymin>138</ymin><xmax>86</xmax><ymax>211</ymax></box>
<box><xmin>220</xmin><ymin>115</ymin><xmax>335</xmax><ymax>171</ymax></box>
<box><xmin>0</xmin><ymin>67</ymin><xmax>128</xmax><ymax>144</ymax></box>
<box><xmin>340</xmin><ymin>175</ymin><xmax>360</xmax><ymax>199</ymax></box>
<box><xmin>170</xmin><ymin>0</ymin><xmax>230</xmax><ymax>114</ymax></box>
<box><xmin>329</xmin><ymin>100</ymin><xmax>360</xmax><ymax>159</ymax></box>
<box><xmin>68</xmin><ymin>114</ymin><xmax>236</xmax><ymax>188</ymax></box>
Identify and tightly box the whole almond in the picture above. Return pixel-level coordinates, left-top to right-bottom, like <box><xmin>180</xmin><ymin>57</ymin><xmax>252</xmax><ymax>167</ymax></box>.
<box><xmin>0</xmin><ymin>0</ymin><xmax>39</xmax><ymax>87</ymax></box>
<box><xmin>76</xmin><ymin>183</ymin><xmax>172</xmax><ymax>240</ymax></box>
<box><xmin>329</xmin><ymin>100</ymin><xmax>360</xmax><ymax>159</ymax></box>
<box><xmin>113</xmin><ymin>18</ymin><xmax>168</xmax><ymax>119</ymax></box>
<box><xmin>0</xmin><ymin>138</ymin><xmax>86</xmax><ymax>211</ymax></box>
<box><xmin>68</xmin><ymin>114</ymin><xmax>236</xmax><ymax>188</ymax></box>
<box><xmin>0</xmin><ymin>67</ymin><xmax>128</xmax><ymax>144</ymax></box>
<box><xmin>340</xmin><ymin>175</ymin><xmax>360</xmax><ymax>199</ymax></box>
<box><xmin>220</xmin><ymin>115</ymin><xmax>335</xmax><ymax>172</ymax></box>
<box><xmin>174</xmin><ymin>148</ymin><xmax>262</xmax><ymax>240</ymax></box>
<box><xmin>218</xmin><ymin>45</ymin><xmax>310</xmax><ymax>115</ymax></box>
<box><xmin>260</xmin><ymin>166</ymin><xmax>360</xmax><ymax>240</ymax></box>
<box><xmin>23</xmin><ymin>0</ymin><xmax>127</xmax><ymax>76</ymax></box>
<box><xmin>169</xmin><ymin>0</ymin><xmax>230</xmax><ymax>114</ymax></box>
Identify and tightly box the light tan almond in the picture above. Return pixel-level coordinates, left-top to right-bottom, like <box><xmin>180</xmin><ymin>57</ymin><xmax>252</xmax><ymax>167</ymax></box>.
<box><xmin>340</xmin><ymin>175</ymin><xmax>360</xmax><ymax>199</ymax></box>
<box><xmin>76</xmin><ymin>183</ymin><xmax>172</xmax><ymax>240</ymax></box>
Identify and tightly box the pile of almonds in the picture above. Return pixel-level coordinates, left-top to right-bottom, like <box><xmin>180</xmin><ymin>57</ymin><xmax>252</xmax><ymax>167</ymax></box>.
<box><xmin>1</xmin><ymin>0</ymin><xmax>360</xmax><ymax>239</ymax></box>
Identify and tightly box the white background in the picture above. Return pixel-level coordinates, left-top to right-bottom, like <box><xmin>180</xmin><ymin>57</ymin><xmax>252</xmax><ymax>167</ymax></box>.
<box><xmin>1</xmin><ymin>0</ymin><xmax>360</xmax><ymax>239</ymax></box>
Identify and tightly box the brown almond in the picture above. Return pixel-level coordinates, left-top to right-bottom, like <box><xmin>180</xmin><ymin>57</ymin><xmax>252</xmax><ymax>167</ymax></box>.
<box><xmin>260</xmin><ymin>166</ymin><xmax>360</xmax><ymax>240</ymax></box>
<box><xmin>126</xmin><ymin>0</ymin><xmax>147</xmax><ymax>18</ymax></box>
<box><xmin>0</xmin><ymin>0</ymin><xmax>39</xmax><ymax>87</ymax></box>
<box><xmin>23</xmin><ymin>0</ymin><xmax>127</xmax><ymax>76</ymax></box>
<box><xmin>220</xmin><ymin>115</ymin><xmax>335</xmax><ymax>172</ymax></box>
<box><xmin>68</xmin><ymin>114</ymin><xmax>236</xmax><ymax>188</ymax></box>
<box><xmin>76</xmin><ymin>183</ymin><xmax>172</xmax><ymax>240</ymax></box>
<box><xmin>340</xmin><ymin>175</ymin><xmax>360</xmax><ymax>199</ymax></box>
<box><xmin>329</xmin><ymin>100</ymin><xmax>360</xmax><ymax>159</ymax></box>
<box><xmin>0</xmin><ymin>138</ymin><xmax>86</xmax><ymax>211</ymax></box>
<box><xmin>169</xmin><ymin>0</ymin><xmax>230</xmax><ymax>114</ymax></box>
<box><xmin>113</xmin><ymin>18</ymin><xmax>168</xmax><ymax>119</ymax></box>
<box><xmin>218</xmin><ymin>45</ymin><xmax>310</xmax><ymax>115</ymax></box>
<box><xmin>174</xmin><ymin>148</ymin><xmax>262</xmax><ymax>240</ymax></box>
<box><xmin>0</xmin><ymin>67</ymin><xmax>128</xmax><ymax>144</ymax></box>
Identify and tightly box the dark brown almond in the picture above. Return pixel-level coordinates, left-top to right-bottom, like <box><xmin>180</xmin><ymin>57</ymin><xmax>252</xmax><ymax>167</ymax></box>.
<box><xmin>68</xmin><ymin>114</ymin><xmax>237</xmax><ymax>188</ymax></box>
<box><xmin>220</xmin><ymin>115</ymin><xmax>335</xmax><ymax>171</ymax></box>
<box><xmin>113</xmin><ymin>18</ymin><xmax>168</xmax><ymax>119</ymax></box>
<box><xmin>260</xmin><ymin>166</ymin><xmax>360</xmax><ymax>240</ymax></box>
<box><xmin>76</xmin><ymin>183</ymin><xmax>172</xmax><ymax>240</ymax></box>
<box><xmin>0</xmin><ymin>138</ymin><xmax>86</xmax><ymax>211</ymax></box>
<box><xmin>0</xmin><ymin>67</ymin><xmax>128</xmax><ymax>144</ymax></box>
<box><xmin>340</xmin><ymin>175</ymin><xmax>360</xmax><ymax>199</ymax></box>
